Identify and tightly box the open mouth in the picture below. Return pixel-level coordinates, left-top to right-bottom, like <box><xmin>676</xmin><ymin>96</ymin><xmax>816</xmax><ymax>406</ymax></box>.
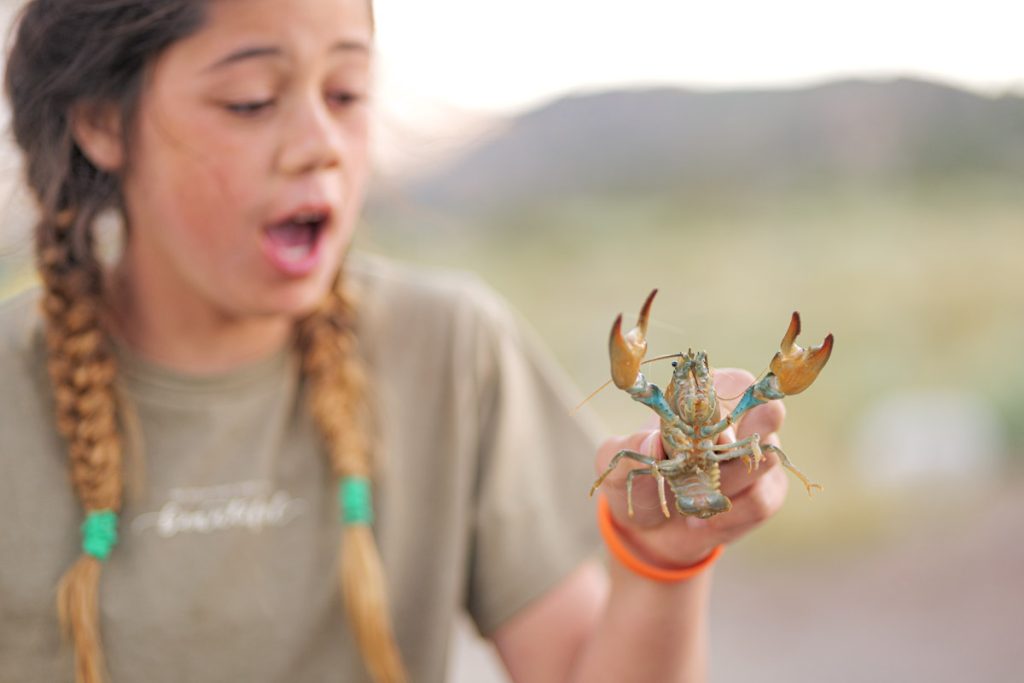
<box><xmin>262</xmin><ymin>208</ymin><xmax>331</xmax><ymax>275</ymax></box>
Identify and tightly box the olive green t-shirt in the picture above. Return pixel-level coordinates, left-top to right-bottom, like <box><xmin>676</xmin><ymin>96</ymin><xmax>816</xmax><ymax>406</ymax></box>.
<box><xmin>0</xmin><ymin>254</ymin><xmax>602</xmax><ymax>682</ymax></box>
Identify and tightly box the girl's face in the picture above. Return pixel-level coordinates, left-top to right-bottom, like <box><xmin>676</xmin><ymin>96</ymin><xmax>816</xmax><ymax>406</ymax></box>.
<box><xmin>119</xmin><ymin>0</ymin><xmax>374</xmax><ymax>321</ymax></box>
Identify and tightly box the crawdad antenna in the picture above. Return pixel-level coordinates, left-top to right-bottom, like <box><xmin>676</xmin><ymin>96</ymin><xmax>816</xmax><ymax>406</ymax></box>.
<box><xmin>713</xmin><ymin>363</ymin><xmax>771</xmax><ymax>403</ymax></box>
<box><xmin>570</xmin><ymin>353</ymin><xmax>685</xmax><ymax>415</ymax></box>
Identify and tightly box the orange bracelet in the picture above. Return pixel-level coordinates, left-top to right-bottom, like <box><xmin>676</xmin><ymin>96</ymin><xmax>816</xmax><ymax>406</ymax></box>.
<box><xmin>597</xmin><ymin>495</ymin><xmax>723</xmax><ymax>582</ymax></box>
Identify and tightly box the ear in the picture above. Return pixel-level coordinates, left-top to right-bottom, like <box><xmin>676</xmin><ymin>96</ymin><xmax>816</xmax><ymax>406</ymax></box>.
<box><xmin>70</xmin><ymin>101</ymin><xmax>125</xmax><ymax>172</ymax></box>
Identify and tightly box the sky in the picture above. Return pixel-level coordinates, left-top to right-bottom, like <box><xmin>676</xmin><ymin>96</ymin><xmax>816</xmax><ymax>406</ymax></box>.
<box><xmin>371</xmin><ymin>0</ymin><xmax>1023</xmax><ymax>171</ymax></box>
<box><xmin>374</xmin><ymin>0</ymin><xmax>1022</xmax><ymax>112</ymax></box>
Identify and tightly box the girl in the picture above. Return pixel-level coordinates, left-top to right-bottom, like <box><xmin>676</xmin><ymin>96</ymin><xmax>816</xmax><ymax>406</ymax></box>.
<box><xmin>0</xmin><ymin>0</ymin><xmax>790</xmax><ymax>681</ymax></box>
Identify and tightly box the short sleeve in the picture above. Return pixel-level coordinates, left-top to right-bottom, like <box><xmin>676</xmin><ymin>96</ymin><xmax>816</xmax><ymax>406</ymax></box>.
<box><xmin>463</xmin><ymin>283</ymin><xmax>603</xmax><ymax>636</ymax></box>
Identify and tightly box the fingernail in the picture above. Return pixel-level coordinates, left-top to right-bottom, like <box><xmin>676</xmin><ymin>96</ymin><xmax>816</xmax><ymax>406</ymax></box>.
<box><xmin>641</xmin><ymin>430</ymin><xmax>659</xmax><ymax>456</ymax></box>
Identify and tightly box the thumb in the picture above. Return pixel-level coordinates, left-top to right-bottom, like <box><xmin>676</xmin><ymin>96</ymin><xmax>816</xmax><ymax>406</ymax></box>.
<box><xmin>639</xmin><ymin>429</ymin><xmax>662</xmax><ymax>460</ymax></box>
<box><xmin>596</xmin><ymin>427</ymin><xmax>672</xmax><ymax>528</ymax></box>
<box><xmin>595</xmin><ymin>428</ymin><xmax>663</xmax><ymax>477</ymax></box>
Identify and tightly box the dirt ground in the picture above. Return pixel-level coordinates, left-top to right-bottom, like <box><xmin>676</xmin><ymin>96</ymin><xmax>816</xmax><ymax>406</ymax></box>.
<box><xmin>708</xmin><ymin>482</ymin><xmax>1024</xmax><ymax>683</ymax></box>
<box><xmin>449</xmin><ymin>481</ymin><xmax>1024</xmax><ymax>682</ymax></box>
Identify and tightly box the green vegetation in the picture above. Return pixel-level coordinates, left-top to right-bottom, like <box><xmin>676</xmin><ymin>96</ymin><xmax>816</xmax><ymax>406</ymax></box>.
<box><xmin>363</xmin><ymin>179</ymin><xmax>1024</xmax><ymax>554</ymax></box>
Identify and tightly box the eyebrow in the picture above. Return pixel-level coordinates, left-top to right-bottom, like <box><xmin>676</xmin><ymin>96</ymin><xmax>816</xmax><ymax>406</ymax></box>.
<box><xmin>204</xmin><ymin>40</ymin><xmax>370</xmax><ymax>71</ymax></box>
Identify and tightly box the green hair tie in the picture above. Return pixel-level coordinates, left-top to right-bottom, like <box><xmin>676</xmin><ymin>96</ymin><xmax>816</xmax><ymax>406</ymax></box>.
<box><xmin>338</xmin><ymin>476</ymin><xmax>374</xmax><ymax>526</ymax></box>
<box><xmin>81</xmin><ymin>509</ymin><xmax>119</xmax><ymax>561</ymax></box>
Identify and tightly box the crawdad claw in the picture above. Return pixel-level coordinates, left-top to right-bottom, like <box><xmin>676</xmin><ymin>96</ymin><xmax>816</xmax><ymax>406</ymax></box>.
<box><xmin>609</xmin><ymin>289</ymin><xmax>657</xmax><ymax>389</ymax></box>
<box><xmin>769</xmin><ymin>312</ymin><xmax>834</xmax><ymax>395</ymax></box>
<box><xmin>741</xmin><ymin>438</ymin><xmax>765</xmax><ymax>473</ymax></box>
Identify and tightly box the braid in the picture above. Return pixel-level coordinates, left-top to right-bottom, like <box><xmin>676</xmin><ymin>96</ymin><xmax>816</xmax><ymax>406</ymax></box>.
<box><xmin>38</xmin><ymin>207</ymin><xmax>124</xmax><ymax>683</ymax></box>
<box><xmin>297</xmin><ymin>279</ymin><xmax>407</xmax><ymax>683</ymax></box>
<box><xmin>6</xmin><ymin>0</ymin><xmax>392</xmax><ymax>679</ymax></box>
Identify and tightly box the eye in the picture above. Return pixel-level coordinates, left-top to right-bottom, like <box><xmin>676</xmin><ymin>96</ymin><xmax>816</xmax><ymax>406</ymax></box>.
<box><xmin>225</xmin><ymin>99</ymin><xmax>275</xmax><ymax>116</ymax></box>
<box><xmin>327</xmin><ymin>91</ymin><xmax>364</xmax><ymax>107</ymax></box>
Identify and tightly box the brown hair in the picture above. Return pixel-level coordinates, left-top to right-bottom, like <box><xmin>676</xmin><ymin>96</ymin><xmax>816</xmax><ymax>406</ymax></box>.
<box><xmin>4</xmin><ymin>1</ymin><xmax>403</xmax><ymax>681</ymax></box>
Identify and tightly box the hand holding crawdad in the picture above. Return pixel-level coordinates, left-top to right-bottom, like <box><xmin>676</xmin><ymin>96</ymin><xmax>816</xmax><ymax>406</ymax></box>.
<box><xmin>592</xmin><ymin>289</ymin><xmax>834</xmax><ymax>520</ymax></box>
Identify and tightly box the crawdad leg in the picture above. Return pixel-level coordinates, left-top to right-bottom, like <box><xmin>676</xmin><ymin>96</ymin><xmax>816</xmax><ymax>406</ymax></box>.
<box><xmin>711</xmin><ymin>434</ymin><xmax>765</xmax><ymax>472</ymax></box>
<box><xmin>591</xmin><ymin>450</ymin><xmax>669</xmax><ymax>518</ymax></box>
<box><xmin>762</xmin><ymin>444</ymin><xmax>823</xmax><ymax>495</ymax></box>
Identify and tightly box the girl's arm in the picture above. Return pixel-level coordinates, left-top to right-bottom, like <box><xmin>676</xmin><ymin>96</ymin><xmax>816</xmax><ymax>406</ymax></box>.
<box><xmin>492</xmin><ymin>369</ymin><xmax>789</xmax><ymax>682</ymax></box>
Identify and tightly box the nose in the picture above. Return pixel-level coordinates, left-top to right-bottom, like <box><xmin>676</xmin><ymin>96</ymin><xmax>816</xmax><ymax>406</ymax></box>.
<box><xmin>277</xmin><ymin>94</ymin><xmax>344</xmax><ymax>176</ymax></box>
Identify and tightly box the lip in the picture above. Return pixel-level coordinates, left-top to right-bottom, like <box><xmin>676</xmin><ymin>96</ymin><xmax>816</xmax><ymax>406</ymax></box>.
<box><xmin>260</xmin><ymin>202</ymin><xmax>333</xmax><ymax>278</ymax></box>
<box><xmin>266</xmin><ymin>201</ymin><xmax>334</xmax><ymax>229</ymax></box>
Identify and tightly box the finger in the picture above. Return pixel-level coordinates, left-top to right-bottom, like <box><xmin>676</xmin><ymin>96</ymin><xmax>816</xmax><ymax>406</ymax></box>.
<box><xmin>717</xmin><ymin>425</ymin><xmax>737</xmax><ymax>446</ymax></box>
<box><xmin>594</xmin><ymin>429</ymin><xmax>678</xmax><ymax>527</ymax></box>
<box><xmin>711</xmin><ymin>465</ymin><xmax>789</xmax><ymax>541</ymax></box>
<box><xmin>718</xmin><ymin>432</ymin><xmax>782</xmax><ymax>498</ymax></box>
<box><xmin>712</xmin><ymin>367</ymin><xmax>756</xmax><ymax>415</ymax></box>
<box><xmin>713</xmin><ymin>368</ymin><xmax>786</xmax><ymax>441</ymax></box>
<box><xmin>595</xmin><ymin>429</ymin><xmax>663</xmax><ymax>474</ymax></box>
<box><xmin>735</xmin><ymin>400</ymin><xmax>785</xmax><ymax>441</ymax></box>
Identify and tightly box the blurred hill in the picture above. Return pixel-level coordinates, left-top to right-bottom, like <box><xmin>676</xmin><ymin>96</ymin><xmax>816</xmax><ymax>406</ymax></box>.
<box><xmin>385</xmin><ymin>77</ymin><xmax>1024</xmax><ymax>217</ymax></box>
